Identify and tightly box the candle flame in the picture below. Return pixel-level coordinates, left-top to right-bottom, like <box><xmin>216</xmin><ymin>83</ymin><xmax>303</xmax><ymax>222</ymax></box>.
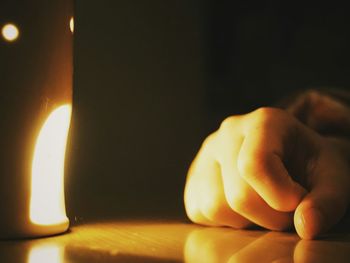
<box><xmin>30</xmin><ymin>105</ymin><xmax>71</xmax><ymax>226</ymax></box>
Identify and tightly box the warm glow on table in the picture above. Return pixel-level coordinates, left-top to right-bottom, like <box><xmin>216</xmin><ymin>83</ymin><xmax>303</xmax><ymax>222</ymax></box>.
<box><xmin>1</xmin><ymin>220</ymin><xmax>349</xmax><ymax>262</ymax></box>
<box><xmin>1</xmin><ymin>23</ymin><xmax>19</xmax><ymax>42</ymax></box>
<box><xmin>30</xmin><ymin>105</ymin><xmax>72</xmax><ymax>226</ymax></box>
<box><xmin>28</xmin><ymin>245</ymin><xmax>63</xmax><ymax>263</ymax></box>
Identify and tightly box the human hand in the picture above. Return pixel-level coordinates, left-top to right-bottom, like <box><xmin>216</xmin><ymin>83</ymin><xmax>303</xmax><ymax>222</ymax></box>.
<box><xmin>184</xmin><ymin>107</ymin><xmax>350</xmax><ymax>239</ymax></box>
<box><xmin>280</xmin><ymin>89</ymin><xmax>350</xmax><ymax>137</ymax></box>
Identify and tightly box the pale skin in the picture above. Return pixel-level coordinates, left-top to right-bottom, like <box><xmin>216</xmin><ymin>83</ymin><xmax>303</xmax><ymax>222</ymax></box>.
<box><xmin>184</xmin><ymin>95</ymin><xmax>350</xmax><ymax>239</ymax></box>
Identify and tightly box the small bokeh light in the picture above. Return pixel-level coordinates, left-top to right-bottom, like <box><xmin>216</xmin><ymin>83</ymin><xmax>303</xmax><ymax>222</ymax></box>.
<box><xmin>69</xmin><ymin>17</ymin><xmax>74</xmax><ymax>34</ymax></box>
<box><xmin>1</xmin><ymin>23</ymin><xmax>20</xmax><ymax>42</ymax></box>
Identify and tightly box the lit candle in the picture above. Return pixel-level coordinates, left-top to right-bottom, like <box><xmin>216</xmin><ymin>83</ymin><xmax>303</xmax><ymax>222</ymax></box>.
<box><xmin>0</xmin><ymin>0</ymin><xmax>73</xmax><ymax>238</ymax></box>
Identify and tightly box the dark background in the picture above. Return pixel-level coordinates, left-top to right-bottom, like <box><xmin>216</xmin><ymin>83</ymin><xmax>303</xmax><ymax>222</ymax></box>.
<box><xmin>66</xmin><ymin>0</ymin><xmax>350</xmax><ymax>220</ymax></box>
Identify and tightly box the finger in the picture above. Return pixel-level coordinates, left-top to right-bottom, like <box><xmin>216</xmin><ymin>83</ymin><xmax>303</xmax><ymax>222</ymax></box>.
<box><xmin>198</xmin><ymin>159</ymin><xmax>251</xmax><ymax>228</ymax></box>
<box><xmin>286</xmin><ymin>90</ymin><xmax>350</xmax><ymax>137</ymax></box>
<box><xmin>294</xmin><ymin>146</ymin><xmax>350</xmax><ymax>239</ymax></box>
<box><xmin>184</xmin><ymin>134</ymin><xmax>235</xmax><ymax>227</ymax></box>
<box><xmin>215</xmin><ymin>125</ymin><xmax>293</xmax><ymax>230</ymax></box>
<box><xmin>184</xmin><ymin>172</ymin><xmax>217</xmax><ymax>226</ymax></box>
<box><xmin>220</xmin><ymin>165</ymin><xmax>293</xmax><ymax>231</ymax></box>
<box><xmin>185</xmin><ymin>133</ymin><xmax>250</xmax><ymax>228</ymax></box>
<box><xmin>237</xmin><ymin>108</ymin><xmax>307</xmax><ymax>211</ymax></box>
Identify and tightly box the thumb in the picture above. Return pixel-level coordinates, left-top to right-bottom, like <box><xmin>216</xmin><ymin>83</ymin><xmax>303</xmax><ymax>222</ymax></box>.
<box><xmin>294</xmin><ymin>147</ymin><xmax>350</xmax><ymax>239</ymax></box>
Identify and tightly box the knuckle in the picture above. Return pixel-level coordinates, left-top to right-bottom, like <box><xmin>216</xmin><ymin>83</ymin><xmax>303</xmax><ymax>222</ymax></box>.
<box><xmin>305</xmin><ymin>89</ymin><xmax>322</xmax><ymax>102</ymax></box>
<box><xmin>238</xmin><ymin>152</ymin><xmax>265</xmax><ymax>180</ymax></box>
<box><xmin>195</xmin><ymin>132</ymin><xmax>219</xmax><ymax>161</ymax></box>
<box><xmin>252</xmin><ymin>107</ymin><xmax>275</xmax><ymax>120</ymax></box>
<box><xmin>251</xmin><ymin>107</ymin><xmax>287</xmax><ymax>125</ymax></box>
<box><xmin>219</xmin><ymin>116</ymin><xmax>238</xmax><ymax>133</ymax></box>
<box><xmin>201</xmin><ymin>132</ymin><xmax>217</xmax><ymax>150</ymax></box>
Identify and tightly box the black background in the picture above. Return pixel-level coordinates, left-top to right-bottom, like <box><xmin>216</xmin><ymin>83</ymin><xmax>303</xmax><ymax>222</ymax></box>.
<box><xmin>5</xmin><ymin>0</ymin><xmax>349</xmax><ymax>221</ymax></box>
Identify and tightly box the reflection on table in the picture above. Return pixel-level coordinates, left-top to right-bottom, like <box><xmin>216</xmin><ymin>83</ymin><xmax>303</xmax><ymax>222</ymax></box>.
<box><xmin>0</xmin><ymin>220</ymin><xmax>349</xmax><ymax>262</ymax></box>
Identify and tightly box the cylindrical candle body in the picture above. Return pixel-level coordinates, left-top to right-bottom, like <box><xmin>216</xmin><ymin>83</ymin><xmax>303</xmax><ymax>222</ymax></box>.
<box><xmin>0</xmin><ymin>0</ymin><xmax>73</xmax><ymax>238</ymax></box>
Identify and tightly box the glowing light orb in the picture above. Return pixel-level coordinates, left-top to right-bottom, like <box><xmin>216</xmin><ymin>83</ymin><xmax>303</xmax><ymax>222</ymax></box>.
<box><xmin>1</xmin><ymin>23</ymin><xmax>19</xmax><ymax>42</ymax></box>
<box><xmin>69</xmin><ymin>17</ymin><xmax>74</xmax><ymax>33</ymax></box>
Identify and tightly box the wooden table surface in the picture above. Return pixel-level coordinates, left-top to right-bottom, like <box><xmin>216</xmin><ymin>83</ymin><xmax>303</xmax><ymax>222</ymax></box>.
<box><xmin>1</xmin><ymin>218</ymin><xmax>350</xmax><ymax>262</ymax></box>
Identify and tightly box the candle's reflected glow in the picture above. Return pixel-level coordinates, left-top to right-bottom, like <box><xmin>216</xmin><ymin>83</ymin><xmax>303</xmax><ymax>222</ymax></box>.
<box><xmin>28</xmin><ymin>245</ymin><xmax>63</xmax><ymax>263</ymax></box>
<box><xmin>1</xmin><ymin>23</ymin><xmax>19</xmax><ymax>42</ymax></box>
<box><xmin>30</xmin><ymin>105</ymin><xmax>72</xmax><ymax>226</ymax></box>
<box><xmin>69</xmin><ymin>17</ymin><xmax>74</xmax><ymax>33</ymax></box>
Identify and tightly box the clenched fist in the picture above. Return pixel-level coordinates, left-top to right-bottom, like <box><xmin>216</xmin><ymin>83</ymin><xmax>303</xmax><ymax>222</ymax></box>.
<box><xmin>184</xmin><ymin>107</ymin><xmax>350</xmax><ymax>239</ymax></box>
